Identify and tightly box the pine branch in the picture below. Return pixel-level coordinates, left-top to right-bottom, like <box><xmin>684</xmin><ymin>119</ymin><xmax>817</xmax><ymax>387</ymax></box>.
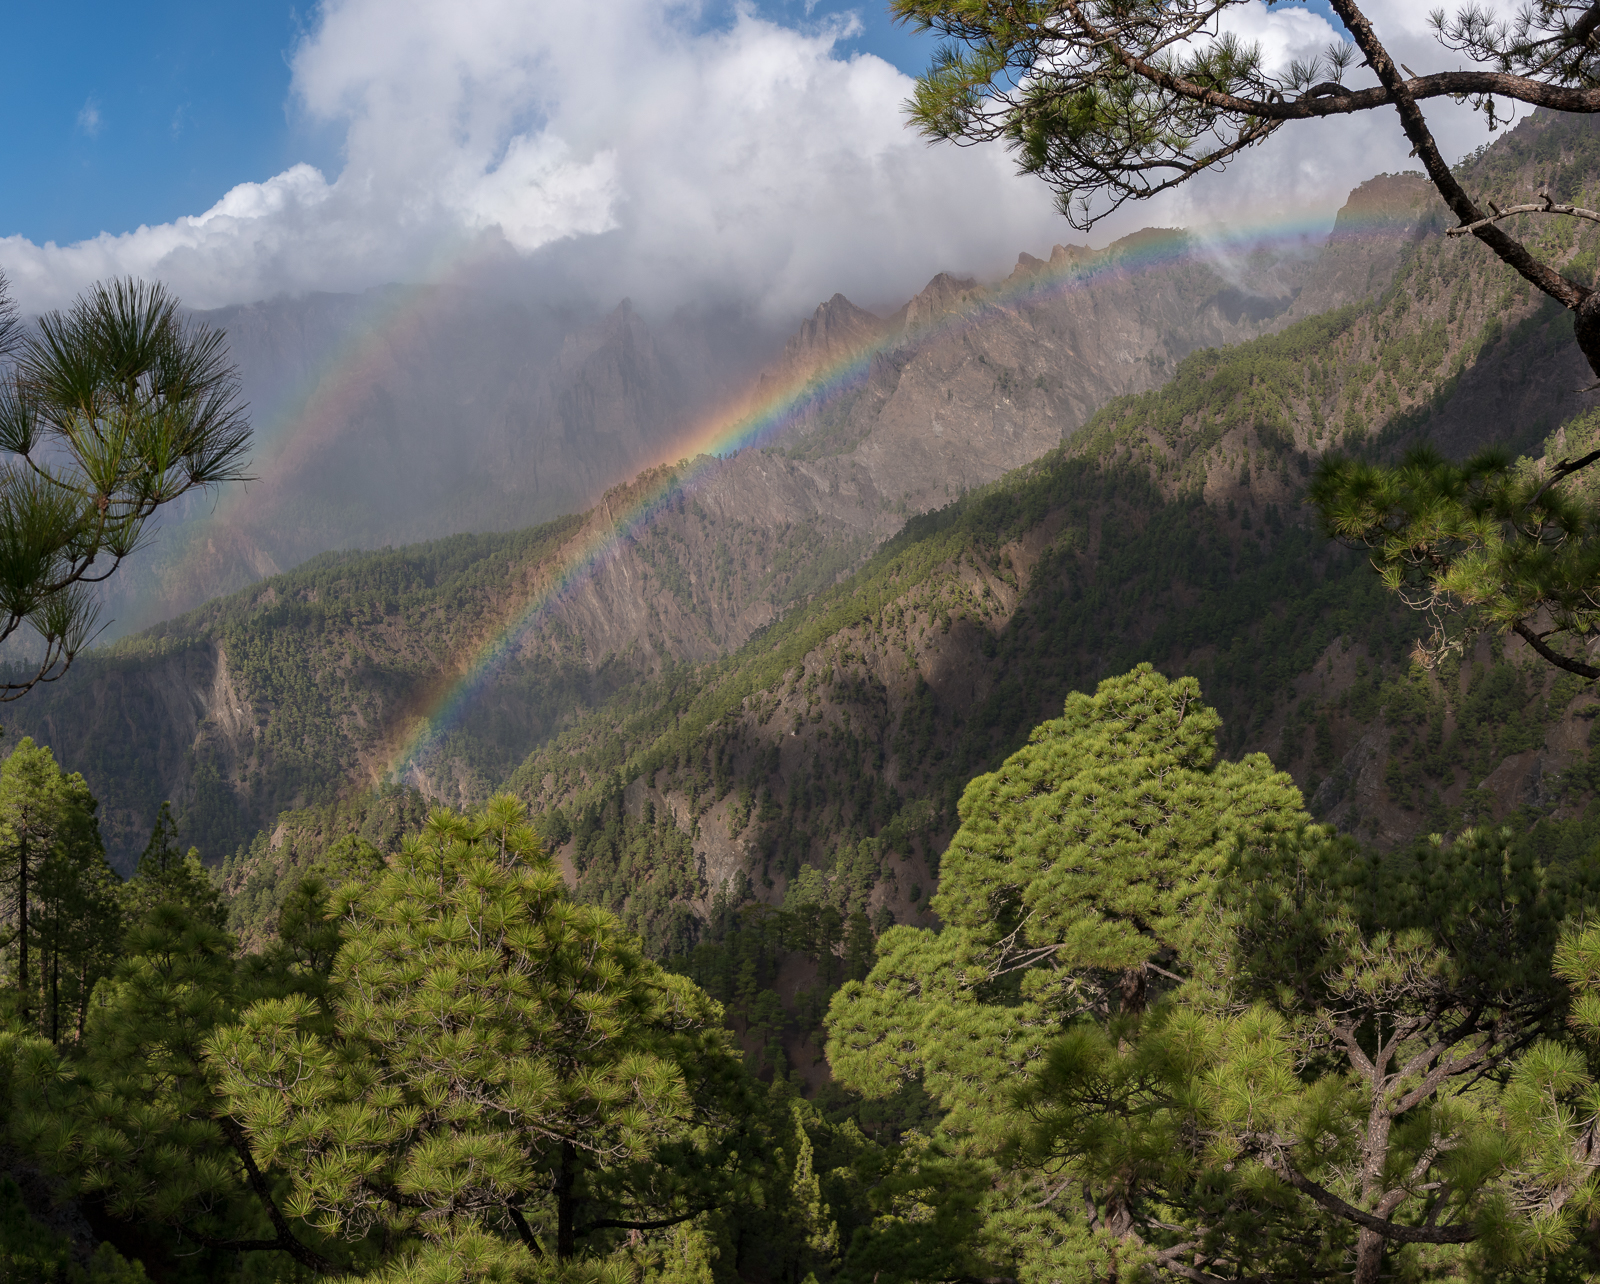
<box><xmin>506</xmin><ymin>1202</ymin><xmax>542</xmax><ymax>1254</ymax></box>
<box><xmin>574</xmin><ymin>1206</ymin><xmax>716</xmax><ymax>1237</ymax></box>
<box><xmin>1512</xmin><ymin>619</ymin><xmax>1600</xmax><ymax>678</ymax></box>
<box><xmin>1447</xmin><ymin>194</ymin><xmax>1600</xmax><ymax>236</ymax></box>
<box><xmin>1272</xmin><ymin>1164</ymin><xmax>1476</xmax><ymax>1243</ymax></box>
<box><xmin>1531</xmin><ymin>447</ymin><xmax>1600</xmax><ymax>506</ymax></box>
<box><xmin>216</xmin><ymin>1115</ymin><xmax>353</xmax><ymax>1276</ymax></box>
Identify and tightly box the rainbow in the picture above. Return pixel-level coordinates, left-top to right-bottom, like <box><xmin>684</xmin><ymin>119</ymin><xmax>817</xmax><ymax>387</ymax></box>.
<box><xmin>380</xmin><ymin>200</ymin><xmax>1414</xmax><ymax>781</ymax></box>
<box><xmin>122</xmin><ymin>273</ymin><xmax>464</xmax><ymax>639</ymax></box>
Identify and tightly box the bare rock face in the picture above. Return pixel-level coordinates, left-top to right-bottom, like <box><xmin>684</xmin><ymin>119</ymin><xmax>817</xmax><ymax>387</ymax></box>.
<box><xmin>385</xmin><ymin>196</ymin><xmax>1445</xmax><ymax>688</ymax></box>
<box><xmin>109</xmin><ymin>175</ymin><xmax>1423</xmax><ymax>653</ymax></box>
<box><xmin>18</xmin><ymin>167</ymin><xmax>1448</xmax><ymax>863</ymax></box>
<box><xmin>537</xmin><ymin>202</ymin><xmax>1423</xmax><ymax>671</ymax></box>
<box><xmin>747</xmin><ymin>226</ymin><xmax>1339</xmax><ymax>515</ymax></box>
<box><xmin>767</xmin><ymin>293</ymin><xmax>889</xmax><ymax>384</ymax></box>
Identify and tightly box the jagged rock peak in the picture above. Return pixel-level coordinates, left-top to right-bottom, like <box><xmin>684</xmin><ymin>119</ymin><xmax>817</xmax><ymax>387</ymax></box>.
<box><xmin>1010</xmin><ymin>251</ymin><xmax>1049</xmax><ymax>279</ymax></box>
<box><xmin>1102</xmin><ymin>227</ymin><xmax>1192</xmax><ymax>261</ymax></box>
<box><xmin>602</xmin><ymin>296</ymin><xmax>648</xmax><ymax>339</ymax></box>
<box><xmin>774</xmin><ymin>293</ymin><xmax>887</xmax><ymax>383</ymax></box>
<box><xmin>1048</xmin><ymin>242</ymin><xmax>1094</xmax><ymax>267</ymax></box>
<box><xmin>903</xmin><ymin>271</ymin><xmax>981</xmax><ymax>333</ymax></box>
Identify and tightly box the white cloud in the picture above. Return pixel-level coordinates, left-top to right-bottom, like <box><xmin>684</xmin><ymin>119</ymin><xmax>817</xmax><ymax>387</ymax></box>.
<box><xmin>0</xmin><ymin>0</ymin><xmax>1512</xmax><ymax>318</ymax></box>
<box><xmin>1096</xmin><ymin>0</ymin><xmax>1518</xmax><ymax>243</ymax></box>
<box><xmin>76</xmin><ymin>98</ymin><xmax>102</xmax><ymax>138</ymax></box>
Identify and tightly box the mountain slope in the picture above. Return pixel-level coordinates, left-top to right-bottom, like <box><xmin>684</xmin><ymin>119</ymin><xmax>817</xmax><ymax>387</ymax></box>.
<box><xmin>14</xmin><ymin>107</ymin><xmax>1598</xmax><ymax>876</ymax></box>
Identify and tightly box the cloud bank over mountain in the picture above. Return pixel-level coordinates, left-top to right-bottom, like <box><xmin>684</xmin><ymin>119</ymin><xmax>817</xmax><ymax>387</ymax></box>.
<box><xmin>0</xmin><ymin>0</ymin><xmax>1503</xmax><ymax>319</ymax></box>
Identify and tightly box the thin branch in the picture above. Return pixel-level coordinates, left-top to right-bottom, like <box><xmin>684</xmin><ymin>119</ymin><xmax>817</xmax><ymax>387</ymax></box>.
<box><xmin>1055</xmin><ymin>3</ymin><xmax>1600</xmax><ymax>123</ymax></box>
<box><xmin>1328</xmin><ymin>0</ymin><xmax>1589</xmax><ymax>313</ymax></box>
<box><xmin>1274</xmin><ymin>1164</ymin><xmax>1476</xmax><ymax>1243</ymax></box>
<box><xmin>1512</xmin><ymin>618</ymin><xmax>1600</xmax><ymax>678</ymax></box>
<box><xmin>574</xmin><ymin>1207</ymin><xmax>715</xmax><ymax>1237</ymax></box>
<box><xmin>216</xmin><ymin>1115</ymin><xmax>353</xmax><ymax>1276</ymax></box>
<box><xmin>1157</xmin><ymin>1262</ymin><xmax>1268</xmax><ymax>1284</ymax></box>
<box><xmin>1446</xmin><ymin>194</ymin><xmax>1600</xmax><ymax>237</ymax></box>
<box><xmin>1532</xmin><ymin>447</ymin><xmax>1600</xmax><ymax>506</ymax></box>
<box><xmin>506</xmin><ymin>1203</ymin><xmax>542</xmax><ymax>1255</ymax></box>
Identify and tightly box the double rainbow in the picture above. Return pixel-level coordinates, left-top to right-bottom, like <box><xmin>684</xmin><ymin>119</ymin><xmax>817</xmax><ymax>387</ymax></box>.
<box><xmin>379</xmin><ymin>208</ymin><xmax>1397</xmax><ymax>782</ymax></box>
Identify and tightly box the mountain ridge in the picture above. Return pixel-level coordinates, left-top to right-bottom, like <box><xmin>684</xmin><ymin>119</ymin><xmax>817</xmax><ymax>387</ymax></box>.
<box><xmin>4</xmin><ymin>110</ymin><xmax>1570</xmax><ymax>872</ymax></box>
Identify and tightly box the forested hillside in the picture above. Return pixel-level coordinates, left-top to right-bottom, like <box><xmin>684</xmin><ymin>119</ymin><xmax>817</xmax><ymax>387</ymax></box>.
<box><xmin>12</xmin><ymin>87</ymin><xmax>1600</xmax><ymax>1284</ymax></box>
<box><xmin>0</xmin><ymin>164</ymin><xmax>1471</xmax><ymax>857</ymax></box>
<box><xmin>175</xmin><ymin>115</ymin><xmax>1600</xmax><ymax>1112</ymax></box>
<box><xmin>8</xmin><ymin>111</ymin><xmax>1599</xmax><ymax>881</ymax></box>
<box><xmin>5</xmin><ymin>103</ymin><xmax>1600</xmax><ymax>1022</ymax></box>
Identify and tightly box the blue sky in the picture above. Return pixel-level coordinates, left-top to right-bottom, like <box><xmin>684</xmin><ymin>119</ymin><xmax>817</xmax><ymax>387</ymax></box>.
<box><xmin>4</xmin><ymin>0</ymin><xmax>1343</xmax><ymax>248</ymax></box>
<box><xmin>2</xmin><ymin>0</ymin><xmax>1477</xmax><ymax>321</ymax></box>
<box><xmin>1</xmin><ymin>2</ymin><xmax>316</xmax><ymax>244</ymax></box>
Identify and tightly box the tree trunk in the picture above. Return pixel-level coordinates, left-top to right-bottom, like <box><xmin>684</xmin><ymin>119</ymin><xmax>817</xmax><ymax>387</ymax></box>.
<box><xmin>557</xmin><ymin>1141</ymin><xmax>576</xmax><ymax>1260</ymax></box>
<box><xmin>49</xmin><ymin>924</ymin><xmax>59</xmax><ymax>1044</ymax></box>
<box><xmin>1118</xmin><ymin>965</ymin><xmax>1147</xmax><ymax>1017</ymax></box>
<box><xmin>1352</xmin><ymin>1227</ymin><xmax>1385</xmax><ymax>1284</ymax></box>
<box><xmin>74</xmin><ymin>953</ymin><xmax>88</xmax><ymax>1043</ymax></box>
<box><xmin>18</xmin><ymin>834</ymin><xmax>29</xmax><ymax>1027</ymax></box>
<box><xmin>1352</xmin><ymin>1095</ymin><xmax>1395</xmax><ymax>1284</ymax></box>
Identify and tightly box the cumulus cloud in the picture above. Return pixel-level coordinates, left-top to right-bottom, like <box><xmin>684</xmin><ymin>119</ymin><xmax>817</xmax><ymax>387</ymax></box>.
<box><xmin>0</xmin><ymin>0</ymin><xmax>1514</xmax><ymax>319</ymax></box>
<box><xmin>76</xmin><ymin>98</ymin><xmax>102</xmax><ymax>138</ymax></box>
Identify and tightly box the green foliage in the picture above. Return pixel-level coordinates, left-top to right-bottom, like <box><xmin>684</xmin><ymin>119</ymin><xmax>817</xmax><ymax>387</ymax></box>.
<box><xmin>122</xmin><ymin>800</ymin><xmax>226</xmax><ymax>931</ymax></box>
<box><xmin>1006</xmin><ymin>823</ymin><xmax>1600</xmax><ymax>1281</ymax></box>
<box><xmin>207</xmin><ymin>795</ymin><xmax>753</xmax><ymax>1281</ymax></box>
<box><xmin>1311</xmin><ymin>432</ymin><xmax>1600</xmax><ymax>677</ymax></box>
<box><xmin>0</xmin><ymin>1177</ymin><xmax>147</xmax><ymax>1282</ymax></box>
<box><xmin>0</xmin><ymin>277</ymin><xmax>251</xmax><ymax>699</ymax></box>
<box><xmin>3</xmin><ymin>794</ymin><xmax>778</xmax><ymax>1282</ymax></box>
<box><xmin>828</xmin><ymin>665</ymin><xmax>1304</xmax><ymax>1126</ymax></box>
<box><xmin>934</xmin><ymin>663</ymin><xmax>1303</xmax><ymax>979</ymax></box>
<box><xmin>9</xmin><ymin>899</ymin><xmax>309</xmax><ymax>1280</ymax></box>
<box><xmin>824</xmin><ymin>667</ymin><xmax>1305</xmax><ymax>1282</ymax></box>
<box><xmin>566</xmin><ymin>780</ymin><xmax>705</xmax><ymax>957</ymax></box>
<box><xmin>220</xmin><ymin>785</ymin><xmax>429</xmax><ymax>950</ymax></box>
<box><xmin>0</xmin><ymin>738</ymin><xmax>120</xmax><ymax>1043</ymax></box>
<box><xmin>817</xmin><ymin>664</ymin><xmax>1600</xmax><ymax>1280</ymax></box>
<box><xmin>6</xmin><ymin>841</ymin><xmax>360</xmax><ymax>1278</ymax></box>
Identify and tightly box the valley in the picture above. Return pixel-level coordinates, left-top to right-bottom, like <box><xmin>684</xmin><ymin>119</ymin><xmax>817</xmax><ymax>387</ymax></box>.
<box><xmin>12</xmin><ymin>113</ymin><xmax>1599</xmax><ymax>886</ymax></box>
<box><xmin>19</xmin><ymin>4</ymin><xmax>1600</xmax><ymax>1282</ymax></box>
<box><xmin>11</xmin><ymin>98</ymin><xmax>1600</xmax><ymax>1225</ymax></box>
<box><xmin>1</xmin><ymin>152</ymin><xmax>1445</xmax><ymax>871</ymax></box>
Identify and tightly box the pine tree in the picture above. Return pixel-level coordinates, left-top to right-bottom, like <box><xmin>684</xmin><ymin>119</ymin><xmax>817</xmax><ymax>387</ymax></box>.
<box><xmin>1006</xmin><ymin>825</ymin><xmax>1600</xmax><ymax>1283</ymax></box>
<box><xmin>30</xmin><ymin>815</ymin><xmax>120</xmax><ymax>1046</ymax></box>
<box><xmin>787</xmin><ymin>1102</ymin><xmax>839</xmax><ymax>1267</ymax></box>
<box><xmin>0</xmin><ymin>275</ymin><xmax>252</xmax><ymax>698</ymax></box>
<box><xmin>121</xmin><ymin>801</ymin><xmax>226</xmax><ymax>930</ymax></box>
<box><xmin>829</xmin><ymin>665</ymin><xmax>1305</xmax><ymax>1130</ymax></box>
<box><xmin>207</xmin><ymin>794</ymin><xmax>751</xmax><ymax>1281</ymax></box>
<box><xmin>0</xmin><ymin>739</ymin><xmax>113</xmax><ymax>1034</ymax></box>
<box><xmin>11</xmin><ymin>894</ymin><xmax>348</xmax><ymax>1276</ymax></box>
<box><xmin>827</xmin><ymin>664</ymin><xmax>1600</xmax><ymax>1282</ymax></box>
<box><xmin>826</xmin><ymin>665</ymin><xmax>1307</xmax><ymax>1280</ymax></box>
